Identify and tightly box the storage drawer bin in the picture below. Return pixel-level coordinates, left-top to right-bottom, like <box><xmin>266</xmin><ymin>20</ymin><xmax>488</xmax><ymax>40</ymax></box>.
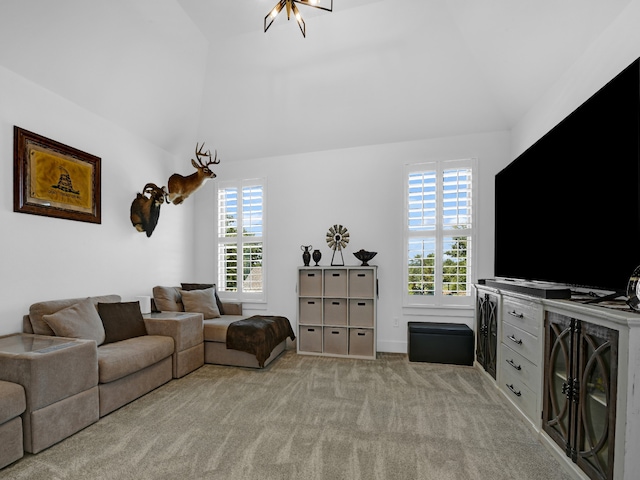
<box><xmin>299</xmin><ymin>298</ymin><xmax>322</xmax><ymax>325</ymax></box>
<box><xmin>323</xmin><ymin>298</ymin><xmax>347</xmax><ymax>326</ymax></box>
<box><xmin>349</xmin><ymin>269</ymin><xmax>374</xmax><ymax>297</ymax></box>
<box><xmin>349</xmin><ymin>299</ymin><xmax>374</xmax><ymax>327</ymax></box>
<box><xmin>299</xmin><ymin>327</ymin><xmax>322</xmax><ymax>353</ymax></box>
<box><xmin>349</xmin><ymin>328</ymin><xmax>374</xmax><ymax>357</ymax></box>
<box><xmin>299</xmin><ymin>270</ymin><xmax>322</xmax><ymax>297</ymax></box>
<box><xmin>324</xmin><ymin>270</ymin><xmax>347</xmax><ymax>297</ymax></box>
<box><xmin>408</xmin><ymin>322</ymin><xmax>473</xmax><ymax>365</ymax></box>
<box><xmin>323</xmin><ymin>327</ymin><xmax>347</xmax><ymax>355</ymax></box>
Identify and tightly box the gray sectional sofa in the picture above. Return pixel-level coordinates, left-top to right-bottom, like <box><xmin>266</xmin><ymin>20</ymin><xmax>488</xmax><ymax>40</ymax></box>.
<box><xmin>0</xmin><ymin>380</ymin><xmax>25</xmax><ymax>468</ymax></box>
<box><xmin>0</xmin><ymin>287</ymin><xmax>290</xmax><ymax>468</ymax></box>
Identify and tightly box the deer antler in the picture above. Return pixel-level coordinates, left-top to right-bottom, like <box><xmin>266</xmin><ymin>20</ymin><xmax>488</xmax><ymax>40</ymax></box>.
<box><xmin>194</xmin><ymin>143</ymin><xmax>219</xmax><ymax>167</ymax></box>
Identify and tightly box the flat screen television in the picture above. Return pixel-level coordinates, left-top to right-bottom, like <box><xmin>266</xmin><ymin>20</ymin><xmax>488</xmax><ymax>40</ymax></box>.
<box><xmin>495</xmin><ymin>57</ymin><xmax>640</xmax><ymax>294</ymax></box>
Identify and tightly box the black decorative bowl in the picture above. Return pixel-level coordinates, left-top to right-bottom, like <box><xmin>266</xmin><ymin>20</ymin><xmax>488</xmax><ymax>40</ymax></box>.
<box><xmin>353</xmin><ymin>249</ymin><xmax>377</xmax><ymax>266</ymax></box>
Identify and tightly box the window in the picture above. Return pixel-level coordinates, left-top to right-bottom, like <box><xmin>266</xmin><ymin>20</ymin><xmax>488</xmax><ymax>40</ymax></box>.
<box><xmin>216</xmin><ymin>178</ymin><xmax>265</xmax><ymax>302</ymax></box>
<box><xmin>404</xmin><ymin>159</ymin><xmax>475</xmax><ymax>307</ymax></box>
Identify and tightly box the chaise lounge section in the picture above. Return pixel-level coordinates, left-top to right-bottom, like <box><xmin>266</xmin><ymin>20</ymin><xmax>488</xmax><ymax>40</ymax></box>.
<box><xmin>153</xmin><ymin>285</ymin><xmax>290</xmax><ymax>368</ymax></box>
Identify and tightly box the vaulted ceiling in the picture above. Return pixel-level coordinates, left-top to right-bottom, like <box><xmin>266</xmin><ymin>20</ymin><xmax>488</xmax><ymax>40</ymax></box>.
<box><xmin>0</xmin><ymin>0</ymin><xmax>633</xmax><ymax>161</ymax></box>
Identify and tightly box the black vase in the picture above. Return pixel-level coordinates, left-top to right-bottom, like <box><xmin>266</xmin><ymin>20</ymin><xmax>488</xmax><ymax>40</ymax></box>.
<box><xmin>312</xmin><ymin>249</ymin><xmax>322</xmax><ymax>266</ymax></box>
<box><xmin>301</xmin><ymin>245</ymin><xmax>312</xmax><ymax>266</ymax></box>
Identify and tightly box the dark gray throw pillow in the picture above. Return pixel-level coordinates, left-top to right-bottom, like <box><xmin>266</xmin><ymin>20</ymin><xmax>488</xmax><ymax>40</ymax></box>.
<box><xmin>97</xmin><ymin>302</ymin><xmax>147</xmax><ymax>344</ymax></box>
<box><xmin>181</xmin><ymin>283</ymin><xmax>225</xmax><ymax>315</ymax></box>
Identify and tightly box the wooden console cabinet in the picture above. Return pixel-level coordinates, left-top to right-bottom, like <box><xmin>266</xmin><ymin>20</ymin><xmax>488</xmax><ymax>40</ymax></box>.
<box><xmin>474</xmin><ymin>282</ymin><xmax>640</xmax><ymax>480</ymax></box>
<box><xmin>297</xmin><ymin>266</ymin><xmax>377</xmax><ymax>359</ymax></box>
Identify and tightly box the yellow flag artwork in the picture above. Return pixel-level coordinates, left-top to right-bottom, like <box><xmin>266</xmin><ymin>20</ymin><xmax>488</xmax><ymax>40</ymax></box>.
<box><xmin>29</xmin><ymin>147</ymin><xmax>93</xmax><ymax>212</ymax></box>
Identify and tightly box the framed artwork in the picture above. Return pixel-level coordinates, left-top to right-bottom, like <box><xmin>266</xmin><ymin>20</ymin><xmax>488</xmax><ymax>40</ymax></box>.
<box><xmin>13</xmin><ymin>126</ymin><xmax>101</xmax><ymax>224</ymax></box>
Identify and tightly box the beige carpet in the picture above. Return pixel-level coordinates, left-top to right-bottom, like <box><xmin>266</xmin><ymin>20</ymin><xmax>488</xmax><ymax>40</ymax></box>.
<box><xmin>3</xmin><ymin>352</ymin><xmax>572</xmax><ymax>480</ymax></box>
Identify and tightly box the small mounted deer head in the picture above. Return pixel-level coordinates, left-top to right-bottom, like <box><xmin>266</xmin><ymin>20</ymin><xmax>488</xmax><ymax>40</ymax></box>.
<box><xmin>130</xmin><ymin>183</ymin><xmax>165</xmax><ymax>237</ymax></box>
<box><xmin>166</xmin><ymin>143</ymin><xmax>220</xmax><ymax>205</ymax></box>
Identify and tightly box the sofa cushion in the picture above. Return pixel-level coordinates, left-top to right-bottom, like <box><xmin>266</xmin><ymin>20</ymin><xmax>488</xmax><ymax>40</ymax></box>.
<box><xmin>97</xmin><ymin>336</ymin><xmax>174</xmax><ymax>384</ymax></box>
<box><xmin>0</xmin><ymin>380</ymin><xmax>26</xmax><ymax>424</ymax></box>
<box><xmin>152</xmin><ymin>286</ymin><xmax>183</xmax><ymax>312</ymax></box>
<box><xmin>28</xmin><ymin>295</ymin><xmax>121</xmax><ymax>336</ymax></box>
<box><xmin>42</xmin><ymin>298</ymin><xmax>106</xmax><ymax>345</ymax></box>
<box><xmin>97</xmin><ymin>302</ymin><xmax>147</xmax><ymax>344</ymax></box>
<box><xmin>180</xmin><ymin>288</ymin><xmax>220</xmax><ymax>319</ymax></box>
<box><xmin>203</xmin><ymin>315</ymin><xmax>247</xmax><ymax>342</ymax></box>
<box><xmin>181</xmin><ymin>283</ymin><xmax>225</xmax><ymax>315</ymax></box>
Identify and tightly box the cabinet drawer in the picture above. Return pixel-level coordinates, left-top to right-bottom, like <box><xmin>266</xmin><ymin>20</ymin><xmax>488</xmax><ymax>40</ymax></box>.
<box><xmin>299</xmin><ymin>326</ymin><xmax>322</xmax><ymax>353</ymax></box>
<box><xmin>323</xmin><ymin>327</ymin><xmax>348</xmax><ymax>355</ymax></box>
<box><xmin>500</xmin><ymin>343</ymin><xmax>540</xmax><ymax>393</ymax></box>
<box><xmin>324</xmin><ymin>270</ymin><xmax>347</xmax><ymax>297</ymax></box>
<box><xmin>502</xmin><ymin>296</ymin><xmax>541</xmax><ymax>337</ymax></box>
<box><xmin>349</xmin><ymin>269</ymin><xmax>375</xmax><ymax>297</ymax></box>
<box><xmin>299</xmin><ymin>298</ymin><xmax>322</xmax><ymax>325</ymax></box>
<box><xmin>502</xmin><ymin>322</ymin><xmax>540</xmax><ymax>365</ymax></box>
<box><xmin>349</xmin><ymin>299</ymin><xmax>374</xmax><ymax>327</ymax></box>
<box><xmin>501</xmin><ymin>365</ymin><xmax>537</xmax><ymax>421</ymax></box>
<box><xmin>299</xmin><ymin>270</ymin><xmax>322</xmax><ymax>297</ymax></box>
<box><xmin>324</xmin><ymin>298</ymin><xmax>347</xmax><ymax>326</ymax></box>
<box><xmin>349</xmin><ymin>328</ymin><xmax>374</xmax><ymax>357</ymax></box>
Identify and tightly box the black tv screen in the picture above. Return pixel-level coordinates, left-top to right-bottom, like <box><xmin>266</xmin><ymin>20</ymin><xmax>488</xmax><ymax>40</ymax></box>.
<box><xmin>495</xmin><ymin>58</ymin><xmax>640</xmax><ymax>293</ymax></box>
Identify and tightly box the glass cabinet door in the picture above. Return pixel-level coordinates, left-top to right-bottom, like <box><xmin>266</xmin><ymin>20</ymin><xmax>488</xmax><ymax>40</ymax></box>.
<box><xmin>543</xmin><ymin>312</ymin><xmax>618</xmax><ymax>480</ymax></box>
<box><xmin>543</xmin><ymin>312</ymin><xmax>575</xmax><ymax>456</ymax></box>
<box><xmin>485</xmin><ymin>296</ymin><xmax>498</xmax><ymax>379</ymax></box>
<box><xmin>575</xmin><ymin>321</ymin><xmax>618</xmax><ymax>480</ymax></box>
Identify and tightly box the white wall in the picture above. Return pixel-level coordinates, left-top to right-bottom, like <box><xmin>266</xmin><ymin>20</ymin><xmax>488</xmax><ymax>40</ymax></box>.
<box><xmin>511</xmin><ymin>0</ymin><xmax>640</xmax><ymax>157</ymax></box>
<box><xmin>0</xmin><ymin>66</ymin><xmax>197</xmax><ymax>335</ymax></box>
<box><xmin>195</xmin><ymin>131</ymin><xmax>510</xmax><ymax>353</ymax></box>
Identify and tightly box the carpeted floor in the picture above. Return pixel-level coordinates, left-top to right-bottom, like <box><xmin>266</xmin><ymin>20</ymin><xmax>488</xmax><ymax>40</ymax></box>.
<box><xmin>2</xmin><ymin>351</ymin><xmax>572</xmax><ymax>480</ymax></box>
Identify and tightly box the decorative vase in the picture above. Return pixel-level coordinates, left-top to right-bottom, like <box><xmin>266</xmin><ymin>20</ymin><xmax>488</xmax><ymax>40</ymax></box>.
<box><xmin>312</xmin><ymin>249</ymin><xmax>322</xmax><ymax>266</ymax></box>
<box><xmin>300</xmin><ymin>245</ymin><xmax>312</xmax><ymax>266</ymax></box>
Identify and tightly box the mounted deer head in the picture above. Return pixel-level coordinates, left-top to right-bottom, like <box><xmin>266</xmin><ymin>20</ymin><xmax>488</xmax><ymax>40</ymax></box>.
<box><xmin>130</xmin><ymin>183</ymin><xmax>165</xmax><ymax>237</ymax></box>
<box><xmin>166</xmin><ymin>143</ymin><xmax>220</xmax><ymax>205</ymax></box>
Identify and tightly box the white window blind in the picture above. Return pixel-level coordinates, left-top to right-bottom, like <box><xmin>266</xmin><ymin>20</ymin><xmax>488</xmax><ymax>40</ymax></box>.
<box><xmin>216</xmin><ymin>179</ymin><xmax>265</xmax><ymax>301</ymax></box>
<box><xmin>404</xmin><ymin>159</ymin><xmax>475</xmax><ymax>307</ymax></box>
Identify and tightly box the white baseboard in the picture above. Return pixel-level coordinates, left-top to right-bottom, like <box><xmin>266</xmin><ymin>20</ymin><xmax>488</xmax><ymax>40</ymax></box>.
<box><xmin>377</xmin><ymin>340</ymin><xmax>407</xmax><ymax>354</ymax></box>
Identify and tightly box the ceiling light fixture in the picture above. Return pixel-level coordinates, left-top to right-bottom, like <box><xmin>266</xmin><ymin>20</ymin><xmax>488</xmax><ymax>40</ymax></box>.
<box><xmin>264</xmin><ymin>0</ymin><xmax>333</xmax><ymax>38</ymax></box>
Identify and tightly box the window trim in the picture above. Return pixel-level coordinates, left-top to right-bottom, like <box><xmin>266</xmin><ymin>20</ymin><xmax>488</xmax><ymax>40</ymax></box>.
<box><xmin>214</xmin><ymin>177</ymin><xmax>267</xmax><ymax>303</ymax></box>
<box><xmin>403</xmin><ymin>158</ymin><xmax>477</xmax><ymax>308</ymax></box>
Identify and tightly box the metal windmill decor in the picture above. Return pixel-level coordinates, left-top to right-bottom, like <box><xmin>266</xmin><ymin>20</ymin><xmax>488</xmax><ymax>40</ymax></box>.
<box><xmin>326</xmin><ymin>224</ymin><xmax>349</xmax><ymax>266</ymax></box>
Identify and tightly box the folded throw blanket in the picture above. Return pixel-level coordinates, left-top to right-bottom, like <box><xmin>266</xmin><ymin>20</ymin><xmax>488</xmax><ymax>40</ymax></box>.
<box><xmin>226</xmin><ymin>315</ymin><xmax>295</xmax><ymax>367</ymax></box>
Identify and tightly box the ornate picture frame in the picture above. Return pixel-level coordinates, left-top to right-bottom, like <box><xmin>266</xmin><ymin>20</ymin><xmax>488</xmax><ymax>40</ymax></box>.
<box><xmin>13</xmin><ymin>126</ymin><xmax>101</xmax><ymax>224</ymax></box>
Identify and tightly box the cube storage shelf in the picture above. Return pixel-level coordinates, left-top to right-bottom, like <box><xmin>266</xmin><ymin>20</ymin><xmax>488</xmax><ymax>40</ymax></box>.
<box><xmin>297</xmin><ymin>266</ymin><xmax>377</xmax><ymax>359</ymax></box>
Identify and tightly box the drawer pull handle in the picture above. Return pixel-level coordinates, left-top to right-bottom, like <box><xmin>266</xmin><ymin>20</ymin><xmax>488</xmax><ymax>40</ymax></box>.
<box><xmin>331</xmin><ymin>331</ymin><xmax>340</xmax><ymax>335</ymax></box>
<box><xmin>358</xmin><ymin>302</ymin><xmax>366</xmax><ymax>306</ymax></box>
<box><xmin>508</xmin><ymin>310</ymin><xmax>524</xmax><ymax>319</ymax></box>
<box><xmin>308</xmin><ymin>301</ymin><xmax>315</xmax><ymax>305</ymax></box>
<box><xmin>307</xmin><ymin>328</ymin><xmax>316</xmax><ymax>332</ymax></box>
<box><xmin>508</xmin><ymin>334</ymin><xmax>523</xmax><ymax>345</ymax></box>
<box><xmin>332</xmin><ymin>273</ymin><xmax>340</xmax><ymax>277</ymax></box>
<box><xmin>506</xmin><ymin>384</ymin><xmax>522</xmax><ymax>397</ymax></box>
<box><xmin>307</xmin><ymin>273</ymin><xmax>315</xmax><ymax>277</ymax></box>
<box><xmin>332</xmin><ymin>301</ymin><xmax>340</xmax><ymax>305</ymax></box>
<box><xmin>357</xmin><ymin>332</ymin><xmax>366</xmax><ymax>336</ymax></box>
<box><xmin>357</xmin><ymin>273</ymin><xmax>366</xmax><ymax>277</ymax></box>
<box><xmin>506</xmin><ymin>359</ymin><xmax>522</xmax><ymax>371</ymax></box>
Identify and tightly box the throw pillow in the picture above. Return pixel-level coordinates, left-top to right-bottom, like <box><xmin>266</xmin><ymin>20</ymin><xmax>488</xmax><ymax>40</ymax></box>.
<box><xmin>152</xmin><ymin>286</ymin><xmax>183</xmax><ymax>312</ymax></box>
<box><xmin>179</xmin><ymin>287</ymin><xmax>221</xmax><ymax>319</ymax></box>
<box><xmin>42</xmin><ymin>297</ymin><xmax>106</xmax><ymax>345</ymax></box>
<box><xmin>181</xmin><ymin>282</ymin><xmax>225</xmax><ymax>315</ymax></box>
<box><xmin>97</xmin><ymin>302</ymin><xmax>147</xmax><ymax>344</ymax></box>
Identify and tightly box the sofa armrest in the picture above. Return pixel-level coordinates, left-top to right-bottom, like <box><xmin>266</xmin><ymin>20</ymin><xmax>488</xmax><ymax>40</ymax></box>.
<box><xmin>144</xmin><ymin>312</ymin><xmax>203</xmax><ymax>353</ymax></box>
<box><xmin>221</xmin><ymin>302</ymin><xmax>242</xmax><ymax>315</ymax></box>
